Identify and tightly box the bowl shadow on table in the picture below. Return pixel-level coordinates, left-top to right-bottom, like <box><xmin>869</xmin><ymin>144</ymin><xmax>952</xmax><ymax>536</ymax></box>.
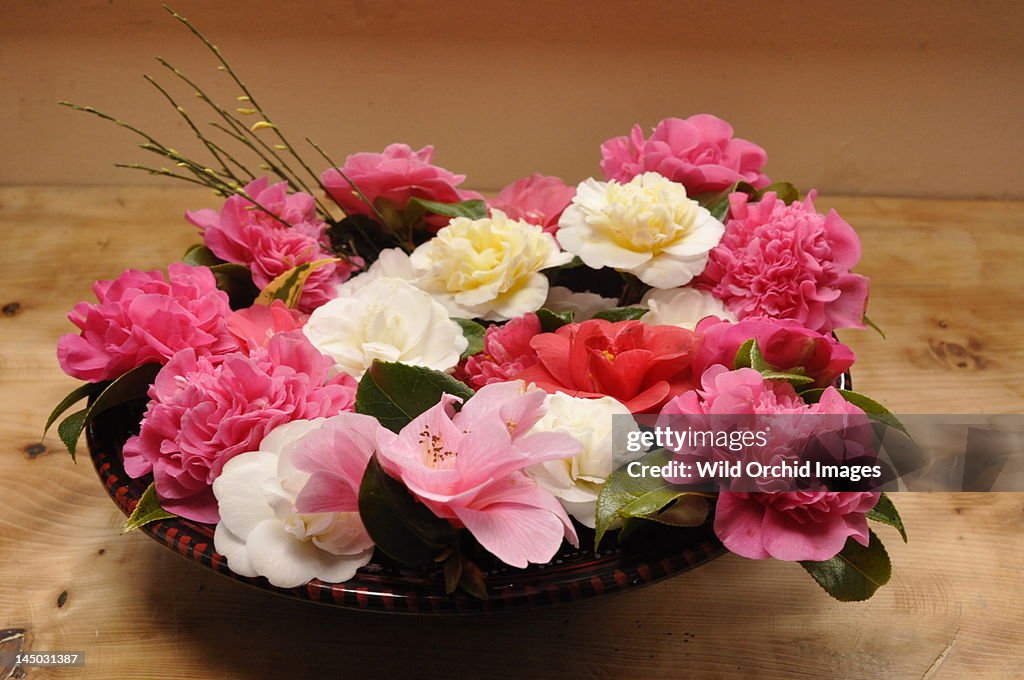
<box><xmin>137</xmin><ymin>536</ymin><xmax>813</xmax><ymax>680</ymax></box>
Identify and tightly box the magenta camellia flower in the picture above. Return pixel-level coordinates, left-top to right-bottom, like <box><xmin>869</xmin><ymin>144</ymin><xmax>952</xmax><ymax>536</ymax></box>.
<box><xmin>456</xmin><ymin>312</ymin><xmax>541</xmax><ymax>389</ymax></box>
<box><xmin>488</xmin><ymin>174</ymin><xmax>576</xmax><ymax>235</ymax></box>
<box><xmin>692</xmin><ymin>315</ymin><xmax>855</xmax><ymax>388</ymax></box>
<box><xmin>56</xmin><ymin>263</ymin><xmax>237</xmax><ymax>382</ymax></box>
<box><xmin>122</xmin><ymin>331</ymin><xmax>357</xmax><ymax>524</ymax></box>
<box><xmin>374</xmin><ymin>381</ymin><xmax>581</xmax><ymax>568</ymax></box>
<box><xmin>321</xmin><ymin>143</ymin><xmax>481</xmax><ymax>231</ymax></box>
<box><xmin>600</xmin><ymin>115</ymin><xmax>770</xmax><ymax>194</ymax></box>
<box><xmin>185</xmin><ymin>177</ymin><xmax>355</xmax><ymax>312</ymax></box>
<box><xmin>226</xmin><ymin>300</ymin><xmax>306</xmax><ymax>353</ymax></box>
<box><xmin>662</xmin><ymin>366</ymin><xmax>878</xmax><ymax>561</ymax></box>
<box><xmin>696</xmin><ymin>191</ymin><xmax>870</xmax><ymax>333</ymax></box>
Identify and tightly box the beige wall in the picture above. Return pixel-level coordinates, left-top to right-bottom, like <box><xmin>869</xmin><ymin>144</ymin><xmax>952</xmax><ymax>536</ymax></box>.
<box><xmin>3</xmin><ymin>0</ymin><xmax>1023</xmax><ymax>198</ymax></box>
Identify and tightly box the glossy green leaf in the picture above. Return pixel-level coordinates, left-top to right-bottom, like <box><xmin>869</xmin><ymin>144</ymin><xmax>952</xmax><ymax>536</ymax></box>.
<box><xmin>591</xmin><ymin>306</ymin><xmax>647</xmax><ymax>322</ymax></box>
<box><xmin>801</xmin><ymin>387</ymin><xmax>908</xmax><ymax>436</ymax></box>
<box><xmin>210</xmin><ymin>262</ymin><xmax>259</xmax><ymax>309</ymax></box>
<box><xmin>595</xmin><ymin>448</ymin><xmax>676</xmax><ymax>547</ymax></box>
<box><xmin>122</xmin><ymin>483</ymin><xmax>176</xmax><ymax>533</ymax></box>
<box><xmin>255</xmin><ymin>258</ymin><xmax>338</xmax><ymax>308</ymax></box>
<box><xmin>358</xmin><ymin>455</ymin><xmax>457</xmax><ymax>565</ymax></box>
<box><xmin>866</xmin><ymin>493</ymin><xmax>908</xmax><ymax>542</ymax></box>
<box><xmin>355</xmin><ymin>361</ymin><xmax>474</xmax><ymax>433</ymax></box>
<box><xmin>800</xmin><ymin>530</ymin><xmax>891</xmax><ymax>601</ymax></box>
<box><xmin>405</xmin><ymin>197</ymin><xmax>488</xmax><ymax>225</ymax></box>
<box><xmin>45</xmin><ymin>381</ymin><xmax>106</xmax><ymax>434</ymax></box>
<box><xmin>760</xmin><ymin>181</ymin><xmax>800</xmax><ymax>204</ymax></box>
<box><xmin>57</xmin><ymin>409</ymin><xmax>90</xmax><ymax>461</ymax></box>
<box><xmin>182</xmin><ymin>244</ymin><xmax>224</xmax><ymax>267</ymax></box>
<box><xmin>536</xmin><ymin>308</ymin><xmax>574</xmax><ymax>332</ymax></box>
<box><xmin>453</xmin><ymin>318</ymin><xmax>486</xmax><ymax>360</ymax></box>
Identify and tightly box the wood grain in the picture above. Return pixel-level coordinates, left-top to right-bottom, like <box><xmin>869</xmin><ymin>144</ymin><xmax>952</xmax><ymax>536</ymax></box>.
<box><xmin>1</xmin><ymin>187</ymin><xmax>1022</xmax><ymax>679</ymax></box>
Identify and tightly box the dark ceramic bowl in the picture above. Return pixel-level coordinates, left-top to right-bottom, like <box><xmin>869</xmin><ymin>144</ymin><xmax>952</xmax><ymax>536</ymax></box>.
<box><xmin>87</xmin><ymin>401</ymin><xmax>726</xmax><ymax>614</ymax></box>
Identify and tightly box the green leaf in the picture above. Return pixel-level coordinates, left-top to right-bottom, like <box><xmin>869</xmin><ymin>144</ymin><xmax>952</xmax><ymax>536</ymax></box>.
<box><xmin>182</xmin><ymin>244</ymin><xmax>224</xmax><ymax>267</ymax></box>
<box><xmin>866</xmin><ymin>493</ymin><xmax>908</xmax><ymax>542</ymax></box>
<box><xmin>801</xmin><ymin>387</ymin><xmax>908</xmax><ymax>436</ymax></box>
<box><xmin>591</xmin><ymin>306</ymin><xmax>647</xmax><ymax>322</ymax></box>
<box><xmin>57</xmin><ymin>409</ymin><xmax>90</xmax><ymax>461</ymax></box>
<box><xmin>358</xmin><ymin>455</ymin><xmax>457</xmax><ymax>564</ymax></box>
<box><xmin>760</xmin><ymin>181</ymin><xmax>800</xmax><ymax>204</ymax></box>
<box><xmin>355</xmin><ymin>361</ymin><xmax>474</xmax><ymax>433</ymax></box>
<box><xmin>55</xmin><ymin>363</ymin><xmax>161</xmax><ymax>460</ymax></box>
<box><xmin>761</xmin><ymin>371</ymin><xmax>815</xmax><ymax>387</ymax></box>
<box><xmin>45</xmin><ymin>381</ymin><xmax>106</xmax><ymax>435</ymax></box>
<box><xmin>405</xmin><ymin>197</ymin><xmax>488</xmax><ymax>225</ymax></box>
<box><xmin>254</xmin><ymin>258</ymin><xmax>338</xmax><ymax>308</ymax></box>
<box><xmin>864</xmin><ymin>313</ymin><xmax>887</xmax><ymax>339</ymax></box>
<box><xmin>121</xmin><ymin>483</ymin><xmax>176</xmax><ymax>533</ymax></box>
<box><xmin>644</xmin><ymin>494</ymin><xmax>711</xmax><ymax>527</ymax></box>
<box><xmin>453</xmin><ymin>318</ymin><xmax>486</xmax><ymax>360</ymax></box>
<box><xmin>732</xmin><ymin>339</ymin><xmax>814</xmax><ymax>388</ymax></box>
<box><xmin>800</xmin><ymin>530</ymin><xmax>891</xmax><ymax>601</ymax></box>
<box><xmin>536</xmin><ymin>308</ymin><xmax>574</xmax><ymax>332</ymax></box>
<box><xmin>596</xmin><ymin>448</ymin><xmax>675</xmax><ymax>547</ymax></box>
<box><xmin>209</xmin><ymin>262</ymin><xmax>259</xmax><ymax>309</ymax></box>
<box><xmin>733</xmin><ymin>338</ymin><xmax>756</xmax><ymax>369</ymax></box>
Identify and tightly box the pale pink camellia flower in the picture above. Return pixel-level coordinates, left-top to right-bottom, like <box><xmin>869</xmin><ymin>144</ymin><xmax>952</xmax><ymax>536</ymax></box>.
<box><xmin>56</xmin><ymin>263</ymin><xmax>237</xmax><ymax>382</ymax></box>
<box><xmin>374</xmin><ymin>381</ymin><xmax>582</xmax><ymax>568</ymax></box>
<box><xmin>226</xmin><ymin>300</ymin><xmax>307</xmax><ymax>353</ymax></box>
<box><xmin>321</xmin><ymin>143</ymin><xmax>482</xmax><ymax>231</ymax></box>
<box><xmin>691</xmin><ymin>316</ymin><xmax>855</xmax><ymax>389</ymax></box>
<box><xmin>488</xmin><ymin>174</ymin><xmax>576</xmax><ymax>235</ymax></box>
<box><xmin>186</xmin><ymin>177</ymin><xmax>356</xmax><ymax>312</ymax></box>
<box><xmin>456</xmin><ymin>312</ymin><xmax>541</xmax><ymax>389</ymax></box>
<box><xmin>122</xmin><ymin>331</ymin><xmax>357</xmax><ymax>524</ymax></box>
<box><xmin>661</xmin><ymin>365</ymin><xmax>878</xmax><ymax>561</ymax></box>
<box><xmin>600</xmin><ymin>115</ymin><xmax>770</xmax><ymax>194</ymax></box>
<box><xmin>696</xmin><ymin>191</ymin><xmax>870</xmax><ymax>333</ymax></box>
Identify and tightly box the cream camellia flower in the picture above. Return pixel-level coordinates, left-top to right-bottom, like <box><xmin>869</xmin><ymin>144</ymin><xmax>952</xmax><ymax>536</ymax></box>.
<box><xmin>408</xmin><ymin>209</ymin><xmax>573</xmax><ymax>321</ymax></box>
<box><xmin>557</xmin><ymin>172</ymin><xmax>725</xmax><ymax>288</ymax></box>
<box><xmin>212</xmin><ymin>419</ymin><xmax>375</xmax><ymax>588</ymax></box>
<box><xmin>303</xmin><ymin>276</ymin><xmax>467</xmax><ymax>379</ymax></box>
<box><xmin>543</xmin><ymin>286</ymin><xmax>618</xmax><ymax>321</ymax></box>
<box><xmin>526</xmin><ymin>393</ymin><xmax>637</xmax><ymax>528</ymax></box>
<box><xmin>641</xmin><ymin>287</ymin><xmax>736</xmax><ymax>330</ymax></box>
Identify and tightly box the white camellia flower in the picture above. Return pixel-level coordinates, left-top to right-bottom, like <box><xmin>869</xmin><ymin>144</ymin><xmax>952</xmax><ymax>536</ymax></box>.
<box><xmin>408</xmin><ymin>209</ymin><xmax>573</xmax><ymax>321</ymax></box>
<box><xmin>557</xmin><ymin>172</ymin><xmax>725</xmax><ymax>288</ymax></box>
<box><xmin>543</xmin><ymin>286</ymin><xmax>618</xmax><ymax>321</ymax></box>
<box><xmin>526</xmin><ymin>394</ymin><xmax>638</xmax><ymax>528</ymax></box>
<box><xmin>331</xmin><ymin>247</ymin><xmax>418</xmax><ymax>298</ymax></box>
<box><xmin>212</xmin><ymin>419</ymin><xmax>374</xmax><ymax>588</ymax></box>
<box><xmin>641</xmin><ymin>287</ymin><xmax>736</xmax><ymax>330</ymax></box>
<box><xmin>303</xmin><ymin>276</ymin><xmax>467</xmax><ymax>379</ymax></box>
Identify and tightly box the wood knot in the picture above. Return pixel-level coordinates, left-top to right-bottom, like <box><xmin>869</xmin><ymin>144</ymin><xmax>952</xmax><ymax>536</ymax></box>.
<box><xmin>927</xmin><ymin>338</ymin><xmax>988</xmax><ymax>371</ymax></box>
<box><xmin>56</xmin><ymin>590</ymin><xmax>68</xmax><ymax>608</ymax></box>
<box><xmin>1</xmin><ymin>302</ymin><xmax>21</xmax><ymax>317</ymax></box>
<box><xmin>23</xmin><ymin>443</ymin><xmax>47</xmax><ymax>459</ymax></box>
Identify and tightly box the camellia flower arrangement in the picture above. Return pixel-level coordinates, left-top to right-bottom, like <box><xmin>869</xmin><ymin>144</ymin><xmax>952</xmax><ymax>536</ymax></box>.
<box><xmin>48</xmin><ymin>7</ymin><xmax>907</xmax><ymax>604</ymax></box>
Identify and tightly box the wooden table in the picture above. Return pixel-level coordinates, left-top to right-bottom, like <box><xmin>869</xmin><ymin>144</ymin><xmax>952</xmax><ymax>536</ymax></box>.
<box><xmin>1</xmin><ymin>187</ymin><xmax>1022</xmax><ymax>679</ymax></box>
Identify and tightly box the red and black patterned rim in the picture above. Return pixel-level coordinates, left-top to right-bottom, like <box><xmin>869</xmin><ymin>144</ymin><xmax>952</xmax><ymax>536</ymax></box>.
<box><xmin>87</xmin><ymin>402</ymin><xmax>726</xmax><ymax>614</ymax></box>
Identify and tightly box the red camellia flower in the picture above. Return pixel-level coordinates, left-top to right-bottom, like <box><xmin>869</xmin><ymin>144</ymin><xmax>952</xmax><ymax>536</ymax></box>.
<box><xmin>513</xmin><ymin>319</ymin><xmax>700</xmax><ymax>413</ymax></box>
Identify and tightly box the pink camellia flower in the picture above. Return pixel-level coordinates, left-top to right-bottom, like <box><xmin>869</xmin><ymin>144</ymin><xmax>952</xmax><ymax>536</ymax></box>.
<box><xmin>696</xmin><ymin>191</ymin><xmax>870</xmax><ymax>333</ymax></box>
<box><xmin>226</xmin><ymin>300</ymin><xmax>307</xmax><ymax>353</ymax></box>
<box><xmin>692</xmin><ymin>316</ymin><xmax>855</xmax><ymax>388</ymax></box>
<box><xmin>374</xmin><ymin>381</ymin><xmax>581</xmax><ymax>568</ymax></box>
<box><xmin>514</xmin><ymin>319</ymin><xmax>701</xmax><ymax>414</ymax></box>
<box><xmin>321</xmin><ymin>144</ymin><xmax>482</xmax><ymax>231</ymax></box>
<box><xmin>456</xmin><ymin>313</ymin><xmax>541</xmax><ymax>389</ymax></box>
<box><xmin>488</xmin><ymin>174</ymin><xmax>576</xmax><ymax>235</ymax></box>
<box><xmin>600</xmin><ymin>115</ymin><xmax>770</xmax><ymax>194</ymax></box>
<box><xmin>57</xmin><ymin>264</ymin><xmax>237</xmax><ymax>382</ymax></box>
<box><xmin>122</xmin><ymin>331</ymin><xmax>356</xmax><ymax>524</ymax></box>
<box><xmin>186</xmin><ymin>177</ymin><xmax>356</xmax><ymax>312</ymax></box>
<box><xmin>662</xmin><ymin>365</ymin><xmax>878</xmax><ymax>561</ymax></box>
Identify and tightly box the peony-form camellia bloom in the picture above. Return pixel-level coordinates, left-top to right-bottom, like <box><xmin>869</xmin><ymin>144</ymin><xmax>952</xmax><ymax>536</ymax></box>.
<box><xmin>302</xmin><ymin>277</ymin><xmax>467</xmax><ymax>379</ymax></box>
<box><xmin>514</xmin><ymin>319</ymin><xmax>701</xmax><ymax>413</ymax></box>
<box><xmin>488</xmin><ymin>174</ymin><xmax>576</xmax><ymax>235</ymax></box>
<box><xmin>640</xmin><ymin>287</ymin><xmax>736</xmax><ymax>330</ymax></box>
<box><xmin>212</xmin><ymin>418</ymin><xmax>375</xmax><ymax>588</ymax></box>
<box><xmin>226</xmin><ymin>300</ymin><xmax>306</xmax><ymax>353</ymax></box>
<box><xmin>696</xmin><ymin>191</ymin><xmax>869</xmax><ymax>333</ymax></box>
<box><xmin>320</xmin><ymin>143</ymin><xmax>481</xmax><ymax>231</ymax></box>
<box><xmin>122</xmin><ymin>332</ymin><xmax>357</xmax><ymax>524</ymax></box>
<box><xmin>691</xmin><ymin>316</ymin><xmax>855</xmax><ymax>389</ymax></box>
<box><xmin>457</xmin><ymin>312</ymin><xmax>541</xmax><ymax>389</ymax></box>
<box><xmin>374</xmin><ymin>381</ymin><xmax>582</xmax><ymax>568</ymax></box>
<box><xmin>185</xmin><ymin>177</ymin><xmax>357</xmax><ymax>313</ymax></box>
<box><xmin>543</xmin><ymin>286</ymin><xmax>618</xmax><ymax>322</ymax></box>
<box><xmin>526</xmin><ymin>393</ymin><xmax>636</xmax><ymax>528</ymax></box>
<box><xmin>57</xmin><ymin>263</ymin><xmax>237</xmax><ymax>382</ymax></box>
<box><xmin>600</xmin><ymin>114</ymin><xmax>770</xmax><ymax>194</ymax></box>
<box><xmin>557</xmin><ymin>172</ymin><xmax>725</xmax><ymax>289</ymax></box>
<box><xmin>661</xmin><ymin>365</ymin><xmax>878</xmax><ymax>561</ymax></box>
<box><xmin>408</xmin><ymin>210</ymin><xmax>574</xmax><ymax>321</ymax></box>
